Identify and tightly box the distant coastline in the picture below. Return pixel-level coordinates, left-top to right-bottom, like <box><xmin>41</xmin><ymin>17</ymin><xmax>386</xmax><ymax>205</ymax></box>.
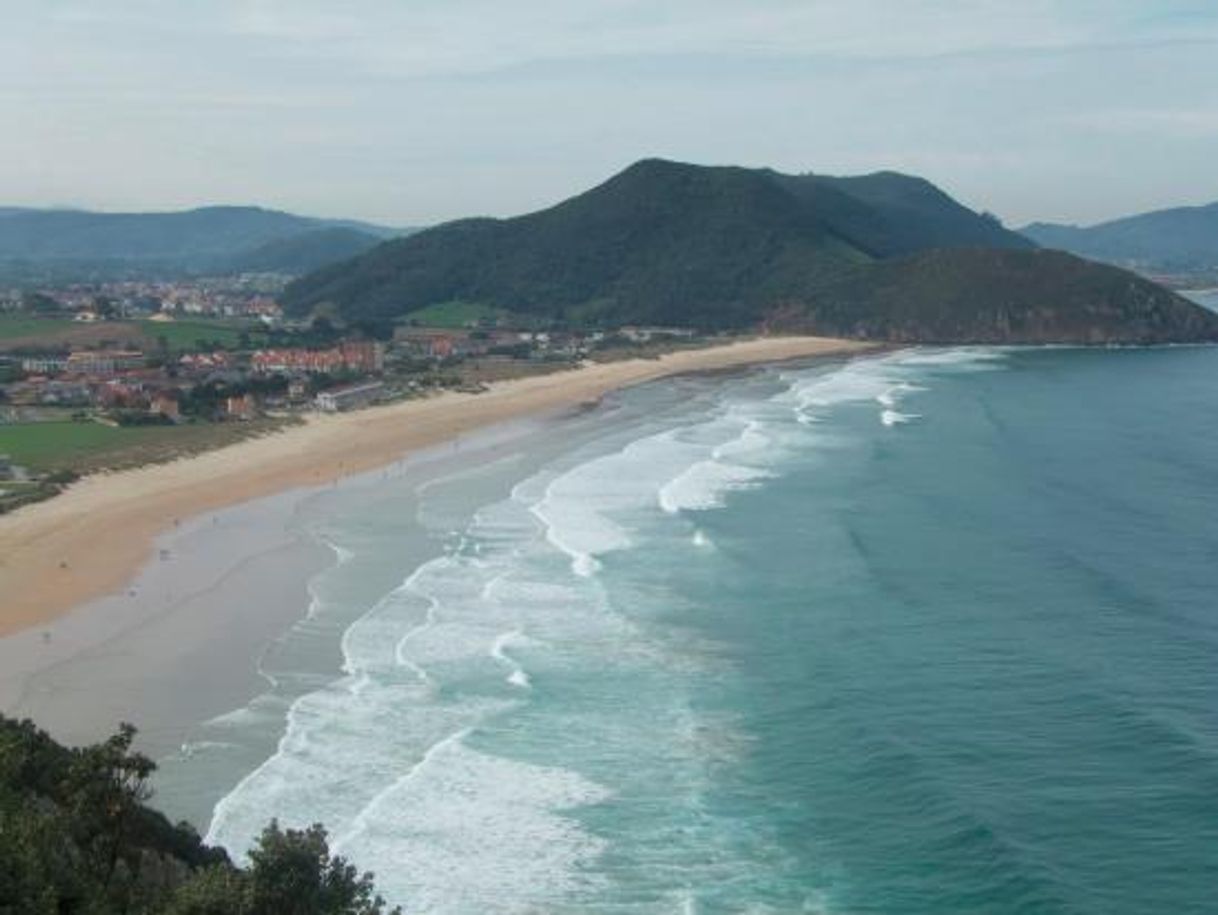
<box><xmin>0</xmin><ymin>335</ymin><xmax>874</xmax><ymax>637</ymax></box>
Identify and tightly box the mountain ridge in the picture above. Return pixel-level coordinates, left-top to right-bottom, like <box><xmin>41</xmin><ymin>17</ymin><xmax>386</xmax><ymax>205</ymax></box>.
<box><xmin>1022</xmin><ymin>201</ymin><xmax>1218</xmax><ymax>273</ymax></box>
<box><xmin>0</xmin><ymin>205</ymin><xmax>408</xmax><ymax>279</ymax></box>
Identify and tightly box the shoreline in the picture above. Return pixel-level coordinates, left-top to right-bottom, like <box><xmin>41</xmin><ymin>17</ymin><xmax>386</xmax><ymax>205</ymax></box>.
<box><xmin>0</xmin><ymin>336</ymin><xmax>873</xmax><ymax>637</ymax></box>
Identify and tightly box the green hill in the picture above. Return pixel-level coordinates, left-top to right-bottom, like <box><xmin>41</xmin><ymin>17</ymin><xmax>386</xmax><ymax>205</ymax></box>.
<box><xmin>1023</xmin><ymin>202</ymin><xmax>1218</xmax><ymax>273</ymax></box>
<box><xmin>282</xmin><ymin>159</ymin><xmax>1218</xmax><ymax>343</ymax></box>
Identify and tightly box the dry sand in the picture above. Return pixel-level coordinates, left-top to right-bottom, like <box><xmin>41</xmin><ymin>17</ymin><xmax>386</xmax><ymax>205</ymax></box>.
<box><xmin>0</xmin><ymin>336</ymin><xmax>871</xmax><ymax>636</ymax></box>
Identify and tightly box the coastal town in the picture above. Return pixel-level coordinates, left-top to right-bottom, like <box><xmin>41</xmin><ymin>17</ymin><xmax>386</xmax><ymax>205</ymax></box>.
<box><xmin>0</xmin><ymin>276</ymin><xmax>700</xmax><ymax>512</ymax></box>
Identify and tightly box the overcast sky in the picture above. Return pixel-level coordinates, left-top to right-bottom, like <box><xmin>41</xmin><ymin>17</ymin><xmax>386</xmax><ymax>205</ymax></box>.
<box><xmin>1</xmin><ymin>1</ymin><xmax>1215</xmax><ymax>228</ymax></box>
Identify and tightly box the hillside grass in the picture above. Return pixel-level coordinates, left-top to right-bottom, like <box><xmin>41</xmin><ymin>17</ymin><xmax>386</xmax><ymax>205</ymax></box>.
<box><xmin>398</xmin><ymin>300</ymin><xmax>516</xmax><ymax>328</ymax></box>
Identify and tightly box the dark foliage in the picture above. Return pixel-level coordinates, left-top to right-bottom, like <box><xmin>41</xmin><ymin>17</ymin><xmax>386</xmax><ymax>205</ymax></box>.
<box><xmin>0</xmin><ymin>716</ymin><xmax>397</xmax><ymax>915</ymax></box>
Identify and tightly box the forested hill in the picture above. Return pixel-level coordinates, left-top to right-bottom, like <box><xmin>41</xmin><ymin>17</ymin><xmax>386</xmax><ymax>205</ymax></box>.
<box><xmin>283</xmin><ymin>158</ymin><xmax>1034</xmax><ymax>329</ymax></box>
<box><xmin>225</xmin><ymin>226</ymin><xmax>385</xmax><ymax>274</ymax></box>
<box><xmin>281</xmin><ymin>159</ymin><xmax>1218</xmax><ymax>343</ymax></box>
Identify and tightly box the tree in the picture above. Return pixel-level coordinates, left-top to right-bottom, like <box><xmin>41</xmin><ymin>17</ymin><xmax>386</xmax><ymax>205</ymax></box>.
<box><xmin>2</xmin><ymin>718</ymin><xmax>399</xmax><ymax>915</ymax></box>
<box><xmin>165</xmin><ymin>865</ymin><xmax>251</xmax><ymax>914</ymax></box>
<box><xmin>20</xmin><ymin>291</ymin><xmax>60</xmax><ymax>314</ymax></box>
<box><xmin>169</xmin><ymin>822</ymin><xmax>400</xmax><ymax>915</ymax></box>
<box><xmin>63</xmin><ymin>722</ymin><xmax>155</xmax><ymax>897</ymax></box>
<box><xmin>246</xmin><ymin>821</ymin><xmax>398</xmax><ymax>915</ymax></box>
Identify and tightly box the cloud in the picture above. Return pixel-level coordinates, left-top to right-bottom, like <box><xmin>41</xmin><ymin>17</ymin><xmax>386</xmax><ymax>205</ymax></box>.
<box><xmin>1</xmin><ymin>1</ymin><xmax>1216</xmax><ymax>224</ymax></box>
<box><xmin>35</xmin><ymin>0</ymin><xmax>1218</xmax><ymax>79</ymax></box>
<box><xmin>1062</xmin><ymin>107</ymin><xmax>1218</xmax><ymax>138</ymax></box>
<box><xmin>210</xmin><ymin>0</ymin><xmax>1218</xmax><ymax>77</ymax></box>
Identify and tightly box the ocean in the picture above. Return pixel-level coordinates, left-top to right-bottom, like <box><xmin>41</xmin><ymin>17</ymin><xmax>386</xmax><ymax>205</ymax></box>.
<box><xmin>155</xmin><ymin>345</ymin><xmax>1218</xmax><ymax>913</ymax></box>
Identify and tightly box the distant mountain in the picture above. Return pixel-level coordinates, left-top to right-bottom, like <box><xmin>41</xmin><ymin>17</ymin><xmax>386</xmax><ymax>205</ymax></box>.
<box><xmin>223</xmin><ymin>226</ymin><xmax>385</xmax><ymax>275</ymax></box>
<box><xmin>1023</xmin><ymin>202</ymin><xmax>1218</xmax><ymax>273</ymax></box>
<box><xmin>282</xmin><ymin>159</ymin><xmax>1218</xmax><ymax>343</ymax></box>
<box><xmin>0</xmin><ymin>205</ymin><xmax>403</xmax><ymax>278</ymax></box>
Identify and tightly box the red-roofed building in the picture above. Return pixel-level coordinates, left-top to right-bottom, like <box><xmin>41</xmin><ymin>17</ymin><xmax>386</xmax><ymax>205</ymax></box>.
<box><xmin>251</xmin><ymin>342</ymin><xmax>383</xmax><ymax>375</ymax></box>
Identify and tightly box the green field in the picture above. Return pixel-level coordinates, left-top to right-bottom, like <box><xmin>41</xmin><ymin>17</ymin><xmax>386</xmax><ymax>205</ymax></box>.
<box><xmin>135</xmin><ymin>319</ymin><xmax>266</xmax><ymax>353</ymax></box>
<box><xmin>0</xmin><ymin>315</ymin><xmax>77</xmax><ymax>340</ymax></box>
<box><xmin>0</xmin><ymin>314</ymin><xmax>268</xmax><ymax>353</ymax></box>
<box><xmin>0</xmin><ymin>419</ymin><xmax>290</xmax><ymax>474</ymax></box>
<box><xmin>400</xmin><ymin>301</ymin><xmax>517</xmax><ymax>329</ymax></box>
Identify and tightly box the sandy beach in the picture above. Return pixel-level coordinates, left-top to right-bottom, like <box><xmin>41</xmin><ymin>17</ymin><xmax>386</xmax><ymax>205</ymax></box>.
<box><xmin>0</xmin><ymin>336</ymin><xmax>870</xmax><ymax>638</ymax></box>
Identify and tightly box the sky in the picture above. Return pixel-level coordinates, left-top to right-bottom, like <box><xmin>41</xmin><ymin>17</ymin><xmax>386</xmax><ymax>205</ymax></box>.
<box><xmin>1</xmin><ymin>0</ymin><xmax>1216</xmax><ymax>228</ymax></box>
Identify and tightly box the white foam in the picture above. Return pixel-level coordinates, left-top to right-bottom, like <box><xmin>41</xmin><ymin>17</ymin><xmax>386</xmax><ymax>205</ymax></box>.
<box><xmin>659</xmin><ymin>459</ymin><xmax>773</xmax><ymax>513</ymax></box>
<box><xmin>334</xmin><ymin>738</ymin><xmax>610</xmax><ymax>913</ymax></box>
<box><xmin>788</xmin><ymin>361</ymin><xmax>894</xmax><ymax>410</ymax></box>
<box><xmin>490</xmin><ymin>630</ymin><xmax>532</xmax><ymax>689</ymax></box>
<box><xmin>889</xmin><ymin>347</ymin><xmax>1006</xmax><ymax>369</ymax></box>
<box><xmin>528</xmin><ymin>428</ymin><xmax>711</xmax><ymax>573</ymax></box>
<box><xmin>876</xmin><ymin>381</ymin><xmax>924</xmax><ymax>408</ymax></box>
<box><xmin>880</xmin><ymin>409</ymin><xmax>920</xmax><ymax>427</ymax></box>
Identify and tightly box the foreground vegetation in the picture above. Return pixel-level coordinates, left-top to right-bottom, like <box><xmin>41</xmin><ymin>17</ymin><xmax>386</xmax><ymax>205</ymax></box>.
<box><xmin>0</xmin><ymin>716</ymin><xmax>398</xmax><ymax>914</ymax></box>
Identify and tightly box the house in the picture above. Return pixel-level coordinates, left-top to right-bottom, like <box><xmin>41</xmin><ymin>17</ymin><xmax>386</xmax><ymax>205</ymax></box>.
<box><xmin>338</xmin><ymin>340</ymin><xmax>385</xmax><ymax>372</ymax></box>
<box><xmin>250</xmin><ymin>342</ymin><xmax>384</xmax><ymax>375</ymax></box>
<box><xmin>287</xmin><ymin>378</ymin><xmax>310</xmax><ymax>403</ymax></box>
<box><xmin>97</xmin><ymin>381</ymin><xmax>147</xmax><ymax>410</ymax></box>
<box><xmin>64</xmin><ymin>350</ymin><xmax>145</xmax><ymax>376</ymax></box>
<box><xmin>150</xmin><ymin>392</ymin><xmax>181</xmax><ymax>420</ymax></box>
<box><xmin>619</xmin><ymin>326</ymin><xmax>696</xmax><ymax>343</ymax></box>
<box><xmin>20</xmin><ymin>355</ymin><xmax>68</xmax><ymax>374</ymax></box>
<box><xmin>224</xmin><ymin>393</ymin><xmax>258</xmax><ymax>420</ymax></box>
<box><xmin>315</xmin><ymin>381</ymin><xmax>385</xmax><ymax>413</ymax></box>
<box><xmin>394</xmin><ymin>329</ymin><xmax>466</xmax><ymax>359</ymax></box>
<box><xmin>178</xmin><ymin>352</ymin><xmax>230</xmax><ymax>373</ymax></box>
<box><xmin>0</xmin><ymin>455</ymin><xmax>22</xmax><ymax>482</ymax></box>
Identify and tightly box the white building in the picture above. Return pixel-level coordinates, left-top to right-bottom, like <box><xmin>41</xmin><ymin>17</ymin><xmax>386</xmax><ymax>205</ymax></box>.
<box><xmin>314</xmin><ymin>381</ymin><xmax>385</xmax><ymax>413</ymax></box>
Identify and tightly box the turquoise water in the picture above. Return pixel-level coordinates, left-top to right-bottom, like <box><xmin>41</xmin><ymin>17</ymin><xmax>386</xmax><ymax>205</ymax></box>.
<box><xmin>193</xmin><ymin>346</ymin><xmax>1218</xmax><ymax>912</ymax></box>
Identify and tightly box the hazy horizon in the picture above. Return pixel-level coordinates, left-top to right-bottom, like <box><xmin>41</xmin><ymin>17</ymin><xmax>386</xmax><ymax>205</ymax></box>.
<box><xmin>3</xmin><ymin>1</ymin><xmax>1216</xmax><ymax>228</ymax></box>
